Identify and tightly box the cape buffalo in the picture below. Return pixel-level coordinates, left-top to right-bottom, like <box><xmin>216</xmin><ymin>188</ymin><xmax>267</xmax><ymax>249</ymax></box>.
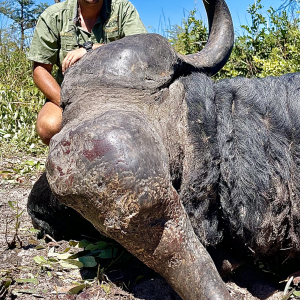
<box><xmin>28</xmin><ymin>0</ymin><xmax>300</xmax><ymax>299</ymax></box>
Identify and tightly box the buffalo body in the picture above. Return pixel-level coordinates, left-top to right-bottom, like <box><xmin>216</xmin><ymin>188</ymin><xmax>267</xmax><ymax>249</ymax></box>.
<box><xmin>27</xmin><ymin>19</ymin><xmax>300</xmax><ymax>300</ymax></box>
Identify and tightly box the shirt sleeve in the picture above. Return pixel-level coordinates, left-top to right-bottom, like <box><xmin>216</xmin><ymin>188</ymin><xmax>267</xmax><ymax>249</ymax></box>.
<box><xmin>120</xmin><ymin>1</ymin><xmax>147</xmax><ymax>36</ymax></box>
<box><xmin>27</xmin><ymin>11</ymin><xmax>59</xmax><ymax>65</ymax></box>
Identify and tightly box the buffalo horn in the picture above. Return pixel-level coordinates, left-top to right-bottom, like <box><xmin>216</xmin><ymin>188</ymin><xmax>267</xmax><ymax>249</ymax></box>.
<box><xmin>180</xmin><ymin>0</ymin><xmax>234</xmax><ymax>76</ymax></box>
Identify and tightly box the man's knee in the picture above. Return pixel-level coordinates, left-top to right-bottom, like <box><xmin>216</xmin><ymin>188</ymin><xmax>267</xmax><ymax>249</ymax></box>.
<box><xmin>36</xmin><ymin>103</ymin><xmax>62</xmax><ymax>145</ymax></box>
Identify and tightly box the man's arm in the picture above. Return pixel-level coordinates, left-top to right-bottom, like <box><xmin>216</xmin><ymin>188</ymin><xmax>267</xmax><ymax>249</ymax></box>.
<box><xmin>33</xmin><ymin>62</ymin><xmax>61</xmax><ymax>106</ymax></box>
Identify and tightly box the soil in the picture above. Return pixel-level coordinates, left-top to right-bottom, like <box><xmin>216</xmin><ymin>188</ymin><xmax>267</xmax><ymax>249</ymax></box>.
<box><xmin>0</xmin><ymin>151</ymin><xmax>293</xmax><ymax>300</ymax></box>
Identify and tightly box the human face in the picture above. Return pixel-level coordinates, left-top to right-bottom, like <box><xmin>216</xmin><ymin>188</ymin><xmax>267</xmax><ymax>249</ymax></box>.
<box><xmin>78</xmin><ymin>0</ymin><xmax>102</xmax><ymax>4</ymax></box>
<box><xmin>78</xmin><ymin>0</ymin><xmax>104</xmax><ymax>12</ymax></box>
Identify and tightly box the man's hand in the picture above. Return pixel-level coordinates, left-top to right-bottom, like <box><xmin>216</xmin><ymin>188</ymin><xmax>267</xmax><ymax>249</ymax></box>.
<box><xmin>62</xmin><ymin>47</ymin><xmax>87</xmax><ymax>73</ymax></box>
<box><xmin>62</xmin><ymin>44</ymin><xmax>104</xmax><ymax>73</ymax></box>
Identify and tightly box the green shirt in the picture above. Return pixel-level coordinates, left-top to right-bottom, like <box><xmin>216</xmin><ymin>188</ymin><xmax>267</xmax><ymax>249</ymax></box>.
<box><xmin>28</xmin><ymin>0</ymin><xmax>147</xmax><ymax>84</ymax></box>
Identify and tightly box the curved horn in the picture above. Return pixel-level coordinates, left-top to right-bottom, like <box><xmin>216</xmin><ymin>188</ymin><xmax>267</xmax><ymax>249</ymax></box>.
<box><xmin>180</xmin><ymin>0</ymin><xmax>234</xmax><ymax>76</ymax></box>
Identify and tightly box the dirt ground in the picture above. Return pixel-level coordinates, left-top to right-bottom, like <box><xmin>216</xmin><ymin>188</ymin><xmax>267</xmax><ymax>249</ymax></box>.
<box><xmin>0</xmin><ymin>152</ymin><xmax>293</xmax><ymax>300</ymax></box>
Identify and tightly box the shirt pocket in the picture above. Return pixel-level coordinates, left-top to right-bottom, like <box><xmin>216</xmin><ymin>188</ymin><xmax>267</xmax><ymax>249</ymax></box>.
<box><xmin>104</xmin><ymin>15</ymin><xmax>120</xmax><ymax>42</ymax></box>
<box><xmin>60</xmin><ymin>34</ymin><xmax>78</xmax><ymax>61</ymax></box>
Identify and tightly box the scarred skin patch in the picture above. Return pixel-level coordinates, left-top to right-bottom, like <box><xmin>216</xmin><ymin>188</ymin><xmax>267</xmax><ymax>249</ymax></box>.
<box><xmin>82</xmin><ymin>139</ymin><xmax>113</xmax><ymax>162</ymax></box>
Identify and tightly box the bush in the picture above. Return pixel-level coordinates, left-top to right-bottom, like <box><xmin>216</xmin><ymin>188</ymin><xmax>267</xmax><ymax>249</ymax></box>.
<box><xmin>218</xmin><ymin>1</ymin><xmax>300</xmax><ymax>79</ymax></box>
<box><xmin>168</xmin><ymin>9</ymin><xmax>208</xmax><ymax>55</ymax></box>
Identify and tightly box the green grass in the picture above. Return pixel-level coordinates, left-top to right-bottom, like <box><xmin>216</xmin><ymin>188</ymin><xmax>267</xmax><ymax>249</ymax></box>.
<box><xmin>0</xmin><ymin>46</ymin><xmax>47</xmax><ymax>156</ymax></box>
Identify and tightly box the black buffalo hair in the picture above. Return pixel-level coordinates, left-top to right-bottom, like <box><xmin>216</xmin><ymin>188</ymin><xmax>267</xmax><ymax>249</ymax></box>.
<box><xmin>181</xmin><ymin>72</ymin><xmax>300</xmax><ymax>259</ymax></box>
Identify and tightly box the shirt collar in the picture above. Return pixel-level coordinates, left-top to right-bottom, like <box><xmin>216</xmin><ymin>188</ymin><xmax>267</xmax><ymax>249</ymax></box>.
<box><xmin>99</xmin><ymin>0</ymin><xmax>112</xmax><ymax>23</ymax></box>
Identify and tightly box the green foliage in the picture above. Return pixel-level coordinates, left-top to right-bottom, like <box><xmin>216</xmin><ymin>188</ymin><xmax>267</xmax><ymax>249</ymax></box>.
<box><xmin>169</xmin><ymin>0</ymin><xmax>300</xmax><ymax>79</ymax></box>
<box><xmin>0</xmin><ymin>279</ymin><xmax>12</xmax><ymax>296</ymax></box>
<box><xmin>278</xmin><ymin>0</ymin><xmax>300</xmax><ymax>15</ymax></box>
<box><xmin>0</xmin><ymin>159</ymin><xmax>45</xmax><ymax>183</ymax></box>
<box><xmin>0</xmin><ymin>0</ymin><xmax>48</xmax><ymax>49</ymax></box>
<box><xmin>6</xmin><ymin>199</ymin><xmax>24</xmax><ymax>248</ymax></box>
<box><xmin>168</xmin><ymin>9</ymin><xmax>208</xmax><ymax>55</ymax></box>
<box><xmin>0</xmin><ymin>46</ymin><xmax>46</xmax><ymax>154</ymax></box>
<box><xmin>34</xmin><ymin>238</ymin><xmax>128</xmax><ymax>272</ymax></box>
<box><xmin>219</xmin><ymin>0</ymin><xmax>300</xmax><ymax>78</ymax></box>
<box><xmin>0</xmin><ymin>0</ymin><xmax>47</xmax><ymax>29</ymax></box>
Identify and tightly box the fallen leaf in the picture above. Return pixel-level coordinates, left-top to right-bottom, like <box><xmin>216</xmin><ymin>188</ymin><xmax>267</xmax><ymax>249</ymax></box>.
<box><xmin>59</xmin><ymin>259</ymin><xmax>84</xmax><ymax>269</ymax></box>
<box><xmin>79</xmin><ymin>256</ymin><xmax>97</xmax><ymax>267</ymax></box>
<box><xmin>68</xmin><ymin>284</ymin><xmax>86</xmax><ymax>294</ymax></box>
<box><xmin>54</xmin><ymin>284</ymin><xmax>85</xmax><ymax>294</ymax></box>
<box><xmin>15</xmin><ymin>278</ymin><xmax>38</xmax><ymax>284</ymax></box>
<box><xmin>101</xmin><ymin>283</ymin><xmax>110</xmax><ymax>294</ymax></box>
<box><xmin>12</xmin><ymin>288</ymin><xmax>46</xmax><ymax>295</ymax></box>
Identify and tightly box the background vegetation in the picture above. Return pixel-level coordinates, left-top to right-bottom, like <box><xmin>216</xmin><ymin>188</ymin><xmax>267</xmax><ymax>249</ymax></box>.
<box><xmin>0</xmin><ymin>0</ymin><xmax>48</xmax><ymax>157</ymax></box>
<box><xmin>169</xmin><ymin>0</ymin><xmax>300</xmax><ymax>79</ymax></box>
<box><xmin>0</xmin><ymin>0</ymin><xmax>300</xmax><ymax>156</ymax></box>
